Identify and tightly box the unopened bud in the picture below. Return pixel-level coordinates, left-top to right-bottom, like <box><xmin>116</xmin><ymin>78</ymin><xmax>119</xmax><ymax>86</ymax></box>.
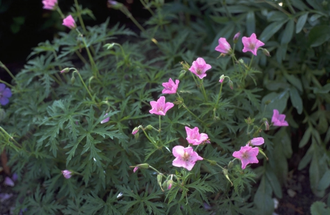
<box><xmin>262</xmin><ymin>48</ymin><xmax>271</xmax><ymax>57</ymax></box>
<box><xmin>107</xmin><ymin>0</ymin><xmax>123</xmax><ymax>9</ymax></box>
<box><xmin>104</xmin><ymin>43</ymin><xmax>115</xmax><ymax>50</ymax></box>
<box><xmin>132</xmin><ymin>127</ymin><xmax>139</xmax><ymax>135</ymax></box>
<box><xmin>233</xmin><ymin>32</ymin><xmax>240</xmax><ymax>44</ymax></box>
<box><xmin>70</xmin><ymin>75</ymin><xmax>76</xmax><ymax>84</ymax></box>
<box><xmin>157</xmin><ymin>174</ymin><xmax>163</xmax><ymax>191</ymax></box>
<box><xmin>60</xmin><ymin>68</ymin><xmax>70</xmax><ymax>74</ymax></box>
<box><xmin>228</xmin><ymin>80</ymin><xmax>234</xmax><ymax>90</ymax></box>
<box><xmin>219</xmin><ymin>75</ymin><xmax>225</xmax><ymax>83</ymax></box>
<box><xmin>178</xmin><ymin>70</ymin><xmax>186</xmax><ymax>79</ymax></box>
<box><xmin>61</xmin><ymin>170</ymin><xmax>72</xmax><ymax>179</ymax></box>
<box><xmin>222</xmin><ymin>169</ymin><xmax>233</xmax><ymax>186</ymax></box>
<box><xmin>180</xmin><ymin>61</ymin><xmax>190</xmax><ymax>71</ymax></box>
<box><xmin>167</xmin><ymin>180</ymin><xmax>174</xmax><ymax>190</ymax></box>
<box><xmin>145</xmin><ymin>125</ymin><xmax>153</xmax><ymax>130</ymax></box>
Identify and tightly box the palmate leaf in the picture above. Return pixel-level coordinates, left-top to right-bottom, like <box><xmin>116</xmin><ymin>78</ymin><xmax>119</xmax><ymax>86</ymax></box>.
<box><xmin>81</xmin><ymin>191</ymin><xmax>121</xmax><ymax>215</ymax></box>
<box><xmin>118</xmin><ymin>184</ymin><xmax>165</xmax><ymax>215</ymax></box>
<box><xmin>26</xmin><ymin>185</ymin><xmax>64</xmax><ymax>215</ymax></box>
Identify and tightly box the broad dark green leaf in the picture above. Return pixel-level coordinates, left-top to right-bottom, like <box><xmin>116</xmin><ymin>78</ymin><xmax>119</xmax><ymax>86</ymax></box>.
<box><xmin>311</xmin><ymin>201</ymin><xmax>330</xmax><ymax>215</ymax></box>
<box><xmin>281</xmin><ymin>19</ymin><xmax>294</xmax><ymax>44</ymax></box>
<box><xmin>253</xmin><ymin>176</ymin><xmax>274</xmax><ymax>215</ymax></box>
<box><xmin>260</xmin><ymin>21</ymin><xmax>286</xmax><ymax>42</ymax></box>
<box><xmin>299</xmin><ymin>127</ymin><xmax>311</xmax><ymax>148</ymax></box>
<box><xmin>296</xmin><ymin>13</ymin><xmax>308</xmax><ymax>33</ymax></box>
<box><xmin>246</xmin><ymin>11</ymin><xmax>255</xmax><ymax>36</ymax></box>
<box><xmin>290</xmin><ymin>87</ymin><xmax>303</xmax><ymax>114</ymax></box>
<box><xmin>317</xmin><ymin>170</ymin><xmax>330</xmax><ymax>190</ymax></box>
<box><xmin>308</xmin><ymin>25</ymin><xmax>330</xmax><ymax>47</ymax></box>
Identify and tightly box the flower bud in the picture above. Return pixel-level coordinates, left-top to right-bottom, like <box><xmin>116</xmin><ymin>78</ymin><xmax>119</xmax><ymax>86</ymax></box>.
<box><xmin>107</xmin><ymin>0</ymin><xmax>124</xmax><ymax>9</ymax></box>
<box><xmin>262</xmin><ymin>48</ymin><xmax>271</xmax><ymax>57</ymax></box>
<box><xmin>104</xmin><ymin>43</ymin><xmax>115</xmax><ymax>50</ymax></box>
<box><xmin>222</xmin><ymin>169</ymin><xmax>233</xmax><ymax>186</ymax></box>
<box><xmin>167</xmin><ymin>180</ymin><xmax>174</xmax><ymax>190</ymax></box>
<box><xmin>61</xmin><ymin>170</ymin><xmax>72</xmax><ymax>179</ymax></box>
<box><xmin>219</xmin><ymin>75</ymin><xmax>225</xmax><ymax>83</ymax></box>
<box><xmin>233</xmin><ymin>32</ymin><xmax>240</xmax><ymax>44</ymax></box>
<box><xmin>157</xmin><ymin>174</ymin><xmax>163</xmax><ymax>191</ymax></box>
<box><xmin>60</xmin><ymin>68</ymin><xmax>70</xmax><ymax>74</ymax></box>
<box><xmin>132</xmin><ymin>127</ymin><xmax>139</xmax><ymax>135</ymax></box>
<box><xmin>228</xmin><ymin>80</ymin><xmax>234</xmax><ymax>90</ymax></box>
<box><xmin>145</xmin><ymin>125</ymin><xmax>153</xmax><ymax>130</ymax></box>
<box><xmin>70</xmin><ymin>75</ymin><xmax>76</xmax><ymax>84</ymax></box>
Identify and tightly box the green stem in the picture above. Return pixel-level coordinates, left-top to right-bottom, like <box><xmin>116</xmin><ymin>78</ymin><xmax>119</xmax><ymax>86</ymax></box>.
<box><xmin>214</xmin><ymin>82</ymin><xmax>224</xmax><ymax>118</ymax></box>
<box><xmin>182</xmin><ymin>103</ymin><xmax>206</xmax><ymax>126</ymax></box>
<box><xmin>149</xmin><ymin>165</ymin><xmax>164</xmax><ymax>176</ymax></box>
<box><xmin>159</xmin><ymin>115</ymin><xmax>161</xmax><ymax>134</ymax></box>
<box><xmin>72</xmin><ymin>69</ymin><xmax>96</xmax><ymax>104</ymax></box>
<box><xmin>0</xmin><ymin>80</ymin><xmax>14</xmax><ymax>88</ymax></box>
<box><xmin>74</xmin><ymin>0</ymin><xmax>87</xmax><ymax>33</ymax></box>
<box><xmin>0</xmin><ymin>62</ymin><xmax>19</xmax><ymax>87</ymax></box>
<box><xmin>75</xmin><ymin>29</ymin><xmax>100</xmax><ymax>77</ymax></box>
<box><xmin>249</xmin><ymin>55</ymin><xmax>254</xmax><ymax>69</ymax></box>
<box><xmin>0</xmin><ymin>127</ymin><xmax>22</xmax><ymax>151</ymax></box>
<box><xmin>200</xmin><ymin>79</ymin><xmax>208</xmax><ymax>102</ymax></box>
<box><xmin>140</xmin><ymin>0</ymin><xmax>155</xmax><ymax>16</ymax></box>
<box><xmin>142</xmin><ymin>129</ymin><xmax>156</xmax><ymax>147</ymax></box>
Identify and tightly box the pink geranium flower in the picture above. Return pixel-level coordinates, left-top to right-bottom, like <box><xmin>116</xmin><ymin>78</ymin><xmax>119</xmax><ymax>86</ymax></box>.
<box><xmin>149</xmin><ymin>96</ymin><xmax>174</xmax><ymax>116</ymax></box>
<box><xmin>242</xmin><ymin>33</ymin><xmax>264</xmax><ymax>56</ymax></box>
<box><xmin>271</xmin><ymin>109</ymin><xmax>289</xmax><ymax>126</ymax></box>
<box><xmin>62</xmin><ymin>15</ymin><xmax>76</xmax><ymax>29</ymax></box>
<box><xmin>162</xmin><ymin>78</ymin><xmax>180</xmax><ymax>94</ymax></box>
<box><xmin>172</xmin><ymin>146</ymin><xmax>203</xmax><ymax>171</ymax></box>
<box><xmin>232</xmin><ymin>146</ymin><xmax>259</xmax><ymax>169</ymax></box>
<box><xmin>249</xmin><ymin>137</ymin><xmax>264</xmax><ymax>146</ymax></box>
<box><xmin>42</xmin><ymin>0</ymin><xmax>57</xmax><ymax>10</ymax></box>
<box><xmin>61</xmin><ymin>170</ymin><xmax>72</xmax><ymax>179</ymax></box>
<box><xmin>189</xmin><ymin>57</ymin><xmax>212</xmax><ymax>79</ymax></box>
<box><xmin>185</xmin><ymin>126</ymin><xmax>210</xmax><ymax>145</ymax></box>
<box><xmin>215</xmin><ymin>38</ymin><xmax>231</xmax><ymax>54</ymax></box>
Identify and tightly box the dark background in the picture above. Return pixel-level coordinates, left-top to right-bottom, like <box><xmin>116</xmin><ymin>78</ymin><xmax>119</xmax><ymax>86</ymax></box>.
<box><xmin>0</xmin><ymin>0</ymin><xmax>150</xmax><ymax>83</ymax></box>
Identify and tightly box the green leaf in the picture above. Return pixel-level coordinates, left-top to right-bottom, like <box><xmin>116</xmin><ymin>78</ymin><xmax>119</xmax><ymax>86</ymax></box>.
<box><xmin>311</xmin><ymin>201</ymin><xmax>330</xmax><ymax>215</ymax></box>
<box><xmin>266</xmin><ymin>168</ymin><xmax>282</xmax><ymax>198</ymax></box>
<box><xmin>296</xmin><ymin>13</ymin><xmax>308</xmax><ymax>33</ymax></box>
<box><xmin>308</xmin><ymin>25</ymin><xmax>330</xmax><ymax>47</ymax></box>
<box><xmin>298</xmin><ymin>144</ymin><xmax>313</xmax><ymax>170</ymax></box>
<box><xmin>246</xmin><ymin>11</ymin><xmax>255</xmax><ymax>36</ymax></box>
<box><xmin>253</xmin><ymin>176</ymin><xmax>274</xmax><ymax>215</ymax></box>
<box><xmin>260</xmin><ymin>21</ymin><xmax>286</xmax><ymax>42</ymax></box>
<box><xmin>317</xmin><ymin>170</ymin><xmax>330</xmax><ymax>190</ymax></box>
<box><xmin>290</xmin><ymin>87</ymin><xmax>303</xmax><ymax>114</ymax></box>
<box><xmin>281</xmin><ymin>19</ymin><xmax>294</xmax><ymax>44</ymax></box>
<box><xmin>284</xmin><ymin>73</ymin><xmax>303</xmax><ymax>92</ymax></box>
<box><xmin>262</xmin><ymin>90</ymin><xmax>289</xmax><ymax>114</ymax></box>
<box><xmin>299</xmin><ymin>127</ymin><xmax>311</xmax><ymax>148</ymax></box>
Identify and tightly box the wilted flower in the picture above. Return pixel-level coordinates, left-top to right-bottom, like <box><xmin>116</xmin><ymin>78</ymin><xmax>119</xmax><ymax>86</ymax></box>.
<box><xmin>162</xmin><ymin>78</ymin><xmax>180</xmax><ymax>94</ymax></box>
<box><xmin>185</xmin><ymin>126</ymin><xmax>210</xmax><ymax>145</ymax></box>
<box><xmin>242</xmin><ymin>33</ymin><xmax>265</xmax><ymax>56</ymax></box>
<box><xmin>249</xmin><ymin>137</ymin><xmax>264</xmax><ymax>146</ymax></box>
<box><xmin>62</xmin><ymin>15</ymin><xmax>76</xmax><ymax>29</ymax></box>
<box><xmin>232</xmin><ymin>146</ymin><xmax>259</xmax><ymax>169</ymax></box>
<box><xmin>149</xmin><ymin>96</ymin><xmax>174</xmax><ymax>116</ymax></box>
<box><xmin>172</xmin><ymin>146</ymin><xmax>203</xmax><ymax>171</ymax></box>
<box><xmin>189</xmin><ymin>57</ymin><xmax>212</xmax><ymax>79</ymax></box>
<box><xmin>42</xmin><ymin>0</ymin><xmax>57</xmax><ymax>10</ymax></box>
<box><xmin>4</xmin><ymin>177</ymin><xmax>14</xmax><ymax>187</ymax></box>
<box><xmin>271</xmin><ymin>109</ymin><xmax>289</xmax><ymax>126</ymax></box>
<box><xmin>0</xmin><ymin>84</ymin><xmax>12</xmax><ymax>106</ymax></box>
<box><xmin>100</xmin><ymin>113</ymin><xmax>110</xmax><ymax>124</ymax></box>
<box><xmin>215</xmin><ymin>38</ymin><xmax>231</xmax><ymax>54</ymax></box>
<box><xmin>61</xmin><ymin>170</ymin><xmax>72</xmax><ymax>179</ymax></box>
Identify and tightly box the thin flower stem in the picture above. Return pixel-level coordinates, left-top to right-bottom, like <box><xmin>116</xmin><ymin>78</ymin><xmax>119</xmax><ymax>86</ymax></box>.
<box><xmin>249</xmin><ymin>55</ymin><xmax>254</xmax><ymax>69</ymax></box>
<box><xmin>200</xmin><ymin>79</ymin><xmax>208</xmax><ymax>102</ymax></box>
<box><xmin>140</xmin><ymin>0</ymin><xmax>155</xmax><ymax>16</ymax></box>
<box><xmin>159</xmin><ymin>115</ymin><xmax>161</xmax><ymax>133</ymax></box>
<box><xmin>149</xmin><ymin>165</ymin><xmax>165</xmax><ymax>177</ymax></box>
<box><xmin>0</xmin><ymin>80</ymin><xmax>14</xmax><ymax>88</ymax></box>
<box><xmin>75</xmin><ymin>29</ymin><xmax>100</xmax><ymax>78</ymax></box>
<box><xmin>142</xmin><ymin>129</ymin><xmax>156</xmax><ymax>146</ymax></box>
<box><xmin>0</xmin><ymin>62</ymin><xmax>18</xmax><ymax>85</ymax></box>
<box><xmin>216</xmin><ymin>163</ymin><xmax>225</xmax><ymax>170</ymax></box>
<box><xmin>50</xmin><ymin>74</ymin><xmax>62</xmax><ymax>86</ymax></box>
<box><xmin>0</xmin><ymin>127</ymin><xmax>22</xmax><ymax>150</ymax></box>
<box><xmin>72</xmin><ymin>69</ymin><xmax>96</xmax><ymax>104</ymax></box>
<box><xmin>75</xmin><ymin>50</ymin><xmax>89</xmax><ymax>65</ymax></box>
<box><xmin>214</xmin><ymin>82</ymin><xmax>224</xmax><ymax>118</ymax></box>
<box><xmin>182</xmin><ymin>103</ymin><xmax>206</xmax><ymax>126</ymax></box>
<box><xmin>56</xmin><ymin>7</ymin><xmax>65</xmax><ymax>19</ymax></box>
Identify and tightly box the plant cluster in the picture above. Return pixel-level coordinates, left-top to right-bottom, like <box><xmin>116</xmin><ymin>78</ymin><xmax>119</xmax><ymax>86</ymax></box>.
<box><xmin>1</xmin><ymin>0</ymin><xmax>330</xmax><ymax>214</ymax></box>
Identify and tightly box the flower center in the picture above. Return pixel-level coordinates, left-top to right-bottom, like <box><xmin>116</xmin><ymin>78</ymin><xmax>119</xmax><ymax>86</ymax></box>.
<box><xmin>157</xmin><ymin>107</ymin><xmax>164</xmax><ymax>112</ymax></box>
<box><xmin>182</xmin><ymin>152</ymin><xmax>190</xmax><ymax>161</ymax></box>
<box><xmin>249</xmin><ymin>43</ymin><xmax>255</xmax><ymax>50</ymax></box>
<box><xmin>241</xmin><ymin>152</ymin><xmax>249</xmax><ymax>159</ymax></box>
<box><xmin>196</xmin><ymin>69</ymin><xmax>202</xmax><ymax>75</ymax></box>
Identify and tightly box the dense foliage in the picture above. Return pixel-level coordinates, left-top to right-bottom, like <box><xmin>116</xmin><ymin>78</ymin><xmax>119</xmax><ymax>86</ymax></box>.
<box><xmin>1</xmin><ymin>0</ymin><xmax>330</xmax><ymax>214</ymax></box>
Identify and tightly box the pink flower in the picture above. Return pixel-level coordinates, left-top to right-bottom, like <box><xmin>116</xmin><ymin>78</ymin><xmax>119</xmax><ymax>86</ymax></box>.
<box><xmin>162</xmin><ymin>78</ymin><xmax>179</xmax><ymax>94</ymax></box>
<box><xmin>100</xmin><ymin>113</ymin><xmax>110</xmax><ymax>124</ymax></box>
<box><xmin>232</xmin><ymin>146</ymin><xmax>259</xmax><ymax>169</ymax></box>
<box><xmin>132</xmin><ymin>127</ymin><xmax>139</xmax><ymax>135</ymax></box>
<box><xmin>249</xmin><ymin>137</ymin><xmax>264</xmax><ymax>146</ymax></box>
<box><xmin>42</xmin><ymin>0</ymin><xmax>57</xmax><ymax>10</ymax></box>
<box><xmin>61</xmin><ymin>170</ymin><xmax>72</xmax><ymax>179</ymax></box>
<box><xmin>172</xmin><ymin>146</ymin><xmax>203</xmax><ymax>171</ymax></box>
<box><xmin>62</xmin><ymin>15</ymin><xmax>76</xmax><ymax>29</ymax></box>
<box><xmin>133</xmin><ymin>167</ymin><xmax>139</xmax><ymax>173</ymax></box>
<box><xmin>149</xmin><ymin>96</ymin><xmax>174</xmax><ymax>116</ymax></box>
<box><xmin>185</xmin><ymin>126</ymin><xmax>210</xmax><ymax>145</ymax></box>
<box><xmin>189</xmin><ymin>57</ymin><xmax>212</xmax><ymax>79</ymax></box>
<box><xmin>271</xmin><ymin>109</ymin><xmax>289</xmax><ymax>126</ymax></box>
<box><xmin>215</xmin><ymin>38</ymin><xmax>231</xmax><ymax>54</ymax></box>
<box><xmin>242</xmin><ymin>33</ymin><xmax>264</xmax><ymax>56</ymax></box>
